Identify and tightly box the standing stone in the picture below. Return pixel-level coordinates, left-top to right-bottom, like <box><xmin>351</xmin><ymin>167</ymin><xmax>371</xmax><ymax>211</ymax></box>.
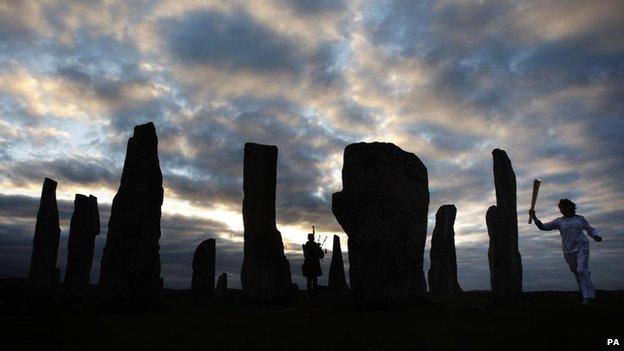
<box><xmin>428</xmin><ymin>204</ymin><xmax>462</xmax><ymax>296</ymax></box>
<box><xmin>332</xmin><ymin>142</ymin><xmax>429</xmax><ymax>300</ymax></box>
<box><xmin>486</xmin><ymin>148</ymin><xmax>522</xmax><ymax>301</ymax></box>
<box><xmin>240</xmin><ymin>142</ymin><xmax>292</xmax><ymax>301</ymax></box>
<box><xmin>99</xmin><ymin>122</ymin><xmax>163</xmax><ymax>303</ymax></box>
<box><xmin>192</xmin><ymin>238</ymin><xmax>215</xmax><ymax>301</ymax></box>
<box><xmin>28</xmin><ymin>177</ymin><xmax>61</xmax><ymax>301</ymax></box>
<box><xmin>216</xmin><ymin>273</ymin><xmax>227</xmax><ymax>296</ymax></box>
<box><xmin>64</xmin><ymin>194</ymin><xmax>100</xmax><ymax>302</ymax></box>
<box><xmin>328</xmin><ymin>235</ymin><xmax>348</xmax><ymax>291</ymax></box>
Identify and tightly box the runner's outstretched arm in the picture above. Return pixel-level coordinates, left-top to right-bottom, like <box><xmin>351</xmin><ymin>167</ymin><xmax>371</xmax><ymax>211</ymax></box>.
<box><xmin>529</xmin><ymin>209</ymin><xmax>553</xmax><ymax>231</ymax></box>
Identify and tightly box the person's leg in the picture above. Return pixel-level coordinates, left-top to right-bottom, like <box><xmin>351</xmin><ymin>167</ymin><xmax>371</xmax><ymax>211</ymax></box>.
<box><xmin>313</xmin><ymin>277</ymin><xmax>318</xmax><ymax>292</ymax></box>
<box><xmin>307</xmin><ymin>277</ymin><xmax>312</xmax><ymax>295</ymax></box>
<box><xmin>576</xmin><ymin>246</ymin><xmax>596</xmax><ymax>300</ymax></box>
<box><xmin>564</xmin><ymin>252</ymin><xmax>581</xmax><ymax>293</ymax></box>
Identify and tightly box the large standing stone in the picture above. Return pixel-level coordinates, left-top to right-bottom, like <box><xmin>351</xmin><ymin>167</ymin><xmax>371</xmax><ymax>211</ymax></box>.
<box><xmin>64</xmin><ymin>194</ymin><xmax>100</xmax><ymax>302</ymax></box>
<box><xmin>428</xmin><ymin>204</ymin><xmax>462</xmax><ymax>296</ymax></box>
<box><xmin>332</xmin><ymin>142</ymin><xmax>429</xmax><ymax>300</ymax></box>
<box><xmin>240</xmin><ymin>142</ymin><xmax>292</xmax><ymax>301</ymax></box>
<box><xmin>99</xmin><ymin>122</ymin><xmax>163</xmax><ymax>303</ymax></box>
<box><xmin>192</xmin><ymin>238</ymin><xmax>215</xmax><ymax>301</ymax></box>
<box><xmin>486</xmin><ymin>148</ymin><xmax>522</xmax><ymax>301</ymax></box>
<box><xmin>328</xmin><ymin>235</ymin><xmax>348</xmax><ymax>291</ymax></box>
<box><xmin>28</xmin><ymin>177</ymin><xmax>61</xmax><ymax>301</ymax></box>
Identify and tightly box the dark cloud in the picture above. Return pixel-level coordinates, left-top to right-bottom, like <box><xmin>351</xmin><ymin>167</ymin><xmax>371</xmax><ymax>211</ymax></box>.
<box><xmin>408</xmin><ymin>123</ymin><xmax>485</xmax><ymax>153</ymax></box>
<box><xmin>308</xmin><ymin>41</ymin><xmax>348</xmax><ymax>88</ymax></box>
<box><xmin>1</xmin><ymin>158</ymin><xmax>117</xmax><ymax>187</ymax></box>
<box><xmin>283</xmin><ymin>0</ymin><xmax>347</xmax><ymax>14</ymax></box>
<box><xmin>0</xmin><ymin>2</ymin><xmax>42</xmax><ymax>49</ymax></box>
<box><xmin>163</xmin><ymin>10</ymin><xmax>303</xmax><ymax>73</ymax></box>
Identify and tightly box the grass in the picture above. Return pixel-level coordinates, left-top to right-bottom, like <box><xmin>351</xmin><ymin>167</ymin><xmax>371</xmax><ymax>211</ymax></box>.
<box><xmin>1</xmin><ymin>279</ymin><xmax>622</xmax><ymax>350</ymax></box>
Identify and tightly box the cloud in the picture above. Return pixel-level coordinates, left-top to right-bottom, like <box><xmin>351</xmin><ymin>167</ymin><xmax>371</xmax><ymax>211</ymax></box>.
<box><xmin>282</xmin><ymin>0</ymin><xmax>347</xmax><ymax>15</ymax></box>
<box><xmin>0</xmin><ymin>0</ymin><xmax>622</xmax><ymax>292</ymax></box>
<box><xmin>0</xmin><ymin>1</ymin><xmax>49</xmax><ymax>45</ymax></box>
<box><xmin>163</xmin><ymin>9</ymin><xmax>303</xmax><ymax>73</ymax></box>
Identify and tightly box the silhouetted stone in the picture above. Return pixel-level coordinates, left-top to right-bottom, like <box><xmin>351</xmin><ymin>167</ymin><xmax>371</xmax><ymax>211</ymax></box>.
<box><xmin>192</xmin><ymin>238</ymin><xmax>215</xmax><ymax>301</ymax></box>
<box><xmin>486</xmin><ymin>148</ymin><xmax>522</xmax><ymax>301</ymax></box>
<box><xmin>99</xmin><ymin>122</ymin><xmax>163</xmax><ymax>304</ymax></box>
<box><xmin>428</xmin><ymin>204</ymin><xmax>462</xmax><ymax>296</ymax></box>
<box><xmin>64</xmin><ymin>194</ymin><xmax>100</xmax><ymax>303</ymax></box>
<box><xmin>28</xmin><ymin>177</ymin><xmax>61</xmax><ymax>301</ymax></box>
<box><xmin>332</xmin><ymin>142</ymin><xmax>429</xmax><ymax>300</ymax></box>
<box><xmin>240</xmin><ymin>142</ymin><xmax>292</xmax><ymax>301</ymax></box>
<box><xmin>216</xmin><ymin>273</ymin><xmax>227</xmax><ymax>296</ymax></box>
<box><xmin>328</xmin><ymin>235</ymin><xmax>348</xmax><ymax>291</ymax></box>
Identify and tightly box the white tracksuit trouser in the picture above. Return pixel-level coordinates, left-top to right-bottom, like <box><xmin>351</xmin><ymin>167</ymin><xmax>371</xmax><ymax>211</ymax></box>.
<box><xmin>563</xmin><ymin>244</ymin><xmax>595</xmax><ymax>299</ymax></box>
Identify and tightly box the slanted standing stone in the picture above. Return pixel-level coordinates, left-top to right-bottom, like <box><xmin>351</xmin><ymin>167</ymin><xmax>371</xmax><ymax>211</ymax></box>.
<box><xmin>486</xmin><ymin>148</ymin><xmax>522</xmax><ymax>301</ymax></box>
<box><xmin>64</xmin><ymin>194</ymin><xmax>100</xmax><ymax>303</ymax></box>
<box><xmin>99</xmin><ymin>122</ymin><xmax>163</xmax><ymax>303</ymax></box>
<box><xmin>240</xmin><ymin>143</ymin><xmax>292</xmax><ymax>301</ymax></box>
<box><xmin>28</xmin><ymin>178</ymin><xmax>61</xmax><ymax>301</ymax></box>
<box><xmin>216</xmin><ymin>273</ymin><xmax>227</xmax><ymax>296</ymax></box>
<box><xmin>192</xmin><ymin>238</ymin><xmax>215</xmax><ymax>301</ymax></box>
<box><xmin>328</xmin><ymin>235</ymin><xmax>348</xmax><ymax>291</ymax></box>
<box><xmin>428</xmin><ymin>204</ymin><xmax>462</xmax><ymax>296</ymax></box>
<box><xmin>332</xmin><ymin>142</ymin><xmax>429</xmax><ymax>300</ymax></box>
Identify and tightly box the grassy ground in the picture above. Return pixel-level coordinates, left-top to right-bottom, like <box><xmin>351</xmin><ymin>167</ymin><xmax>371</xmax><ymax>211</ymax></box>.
<box><xmin>1</xmin><ymin>279</ymin><xmax>622</xmax><ymax>350</ymax></box>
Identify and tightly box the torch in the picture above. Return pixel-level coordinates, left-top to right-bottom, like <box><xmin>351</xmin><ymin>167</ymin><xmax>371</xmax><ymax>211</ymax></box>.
<box><xmin>528</xmin><ymin>179</ymin><xmax>541</xmax><ymax>224</ymax></box>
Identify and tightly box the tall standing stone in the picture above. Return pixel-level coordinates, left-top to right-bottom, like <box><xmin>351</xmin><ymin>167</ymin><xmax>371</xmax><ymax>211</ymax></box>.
<box><xmin>192</xmin><ymin>238</ymin><xmax>215</xmax><ymax>301</ymax></box>
<box><xmin>486</xmin><ymin>148</ymin><xmax>522</xmax><ymax>301</ymax></box>
<box><xmin>99</xmin><ymin>122</ymin><xmax>163</xmax><ymax>303</ymax></box>
<box><xmin>328</xmin><ymin>235</ymin><xmax>348</xmax><ymax>291</ymax></box>
<box><xmin>428</xmin><ymin>204</ymin><xmax>462</xmax><ymax>296</ymax></box>
<box><xmin>240</xmin><ymin>142</ymin><xmax>292</xmax><ymax>301</ymax></box>
<box><xmin>28</xmin><ymin>177</ymin><xmax>61</xmax><ymax>301</ymax></box>
<box><xmin>64</xmin><ymin>194</ymin><xmax>100</xmax><ymax>302</ymax></box>
<box><xmin>332</xmin><ymin>142</ymin><xmax>429</xmax><ymax>300</ymax></box>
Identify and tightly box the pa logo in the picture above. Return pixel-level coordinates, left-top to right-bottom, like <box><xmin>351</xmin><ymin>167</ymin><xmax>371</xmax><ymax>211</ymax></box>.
<box><xmin>607</xmin><ymin>338</ymin><xmax>620</xmax><ymax>346</ymax></box>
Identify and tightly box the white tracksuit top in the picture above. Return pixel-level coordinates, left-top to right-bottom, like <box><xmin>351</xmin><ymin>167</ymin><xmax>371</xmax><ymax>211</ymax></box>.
<box><xmin>542</xmin><ymin>215</ymin><xmax>598</xmax><ymax>253</ymax></box>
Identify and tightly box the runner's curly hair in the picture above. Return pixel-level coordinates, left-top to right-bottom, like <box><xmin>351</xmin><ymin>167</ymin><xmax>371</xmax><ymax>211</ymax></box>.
<box><xmin>558</xmin><ymin>199</ymin><xmax>576</xmax><ymax>215</ymax></box>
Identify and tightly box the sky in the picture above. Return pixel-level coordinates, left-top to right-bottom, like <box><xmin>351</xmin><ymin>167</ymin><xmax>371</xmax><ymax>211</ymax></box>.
<box><xmin>0</xmin><ymin>0</ymin><xmax>623</xmax><ymax>291</ymax></box>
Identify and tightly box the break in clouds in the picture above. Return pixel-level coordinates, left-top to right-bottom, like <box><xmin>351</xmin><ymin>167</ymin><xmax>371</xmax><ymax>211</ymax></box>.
<box><xmin>1</xmin><ymin>0</ymin><xmax>623</xmax><ymax>290</ymax></box>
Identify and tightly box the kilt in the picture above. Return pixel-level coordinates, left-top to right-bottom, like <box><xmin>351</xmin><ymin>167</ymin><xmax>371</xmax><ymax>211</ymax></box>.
<box><xmin>302</xmin><ymin>259</ymin><xmax>322</xmax><ymax>277</ymax></box>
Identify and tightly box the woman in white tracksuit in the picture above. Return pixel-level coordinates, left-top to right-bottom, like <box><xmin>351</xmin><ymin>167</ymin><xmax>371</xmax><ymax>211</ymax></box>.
<box><xmin>529</xmin><ymin>199</ymin><xmax>602</xmax><ymax>305</ymax></box>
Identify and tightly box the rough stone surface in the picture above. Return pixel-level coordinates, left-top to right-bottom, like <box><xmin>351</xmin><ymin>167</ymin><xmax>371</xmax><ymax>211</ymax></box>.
<box><xmin>64</xmin><ymin>194</ymin><xmax>100</xmax><ymax>302</ymax></box>
<box><xmin>28</xmin><ymin>177</ymin><xmax>61</xmax><ymax>300</ymax></box>
<box><xmin>486</xmin><ymin>148</ymin><xmax>522</xmax><ymax>301</ymax></box>
<box><xmin>99</xmin><ymin>122</ymin><xmax>163</xmax><ymax>303</ymax></box>
<box><xmin>240</xmin><ymin>142</ymin><xmax>292</xmax><ymax>301</ymax></box>
<box><xmin>192</xmin><ymin>238</ymin><xmax>215</xmax><ymax>300</ymax></box>
<box><xmin>428</xmin><ymin>204</ymin><xmax>462</xmax><ymax>296</ymax></box>
<box><xmin>328</xmin><ymin>235</ymin><xmax>348</xmax><ymax>291</ymax></box>
<box><xmin>216</xmin><ymin>273</ymin><xmax>227</xmax><ymax>296</ymax></box>
<box><xmin>332</xmin><ymin>142</ymin><xmax>429</xmax><ymax>300</ymax></box>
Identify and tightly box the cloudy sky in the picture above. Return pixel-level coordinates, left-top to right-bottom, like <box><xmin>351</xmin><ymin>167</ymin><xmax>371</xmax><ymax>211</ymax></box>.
<box><xmin>1</xmin><ymin>0</ymin><xmax>623</xmax><ymax>291</ymax></box>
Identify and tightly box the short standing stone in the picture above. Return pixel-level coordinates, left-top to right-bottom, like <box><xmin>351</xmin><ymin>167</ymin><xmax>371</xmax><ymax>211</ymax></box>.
<box><xmin>328</xmin><ymin>235</ymin><xmax>348</xmax><ymax>291</ymax></box>
<box><xmin>64</xmin><ymin>194</ymin><xmax>100</xmax><ymax>303</ymax></box>
<box><xmin>99</xmin><ymin>122</ymin><xmax>163</xmax><ymax>304</ymax></box>
<box><xmin>240</xmin><ymin>143</ymin><xmax>292</xmax><ymax>301</ymax></box>
<box><xmin>28</xmin><ymin>177</ymin><xmax>61</xmax><ymax>301</ymax></box>
<box><xmin>428</xmin><ymin>204</ymin><xmax>462</xmax><ymax>296</ymax></box>
<box><xmin>332</xmin><ymin>142</ymin><xmax>429</xmax><ymax>300</ymax></box>
<box><xmin>216</xmin><ymin>273</ymin><xmax>227</xmax><ymax>296</ymax></box>
<box><xmin>486</xmin><ymin>149</ymin><xmax>522</xmax><ymax>301</ymax></box>
<box><xmin>192</xmin><ymin>238</ymin><xmax>215</xmax><ymax>301</ymax></box>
